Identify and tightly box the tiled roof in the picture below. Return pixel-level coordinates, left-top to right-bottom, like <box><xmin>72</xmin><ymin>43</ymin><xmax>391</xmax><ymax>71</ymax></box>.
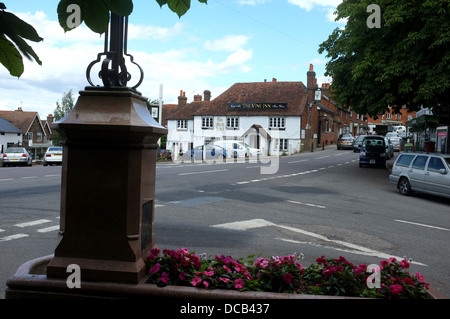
<box><xmin>0</xmin><ymin>109</ymin><xmax>39</xmax><ymax>134</ymax></box>
<box><xmin>166</xmin><ymin>81</ymin><xmax>308</xmax><ymax>120</ymax></box>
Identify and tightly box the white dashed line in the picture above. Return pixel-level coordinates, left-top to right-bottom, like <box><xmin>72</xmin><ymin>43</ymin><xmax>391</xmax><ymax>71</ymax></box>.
<box><xmin>0</xmin><ymin>234</ymin><xmax>29</xmax><ymax>242</ymax></box>
<box><xmin>15</xmin><ymin>219</ymin><xmax>52</xmax><ymax>228</ymax></box>
<box><xmin>37</xmin><ymin>225</ymin><xmax>60</xmax><ymax>233</ymax></box>
<box><xmin>395</xmin><ymin>220</ymin><xmax>450</xmax><ymax>232</ymax></box>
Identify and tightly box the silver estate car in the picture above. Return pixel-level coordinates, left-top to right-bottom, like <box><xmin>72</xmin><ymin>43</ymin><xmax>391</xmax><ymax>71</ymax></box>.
<box><xmin>389</xmin><ymin>153</ymin><xmax>450</xmax><ymax>199</ymax></box>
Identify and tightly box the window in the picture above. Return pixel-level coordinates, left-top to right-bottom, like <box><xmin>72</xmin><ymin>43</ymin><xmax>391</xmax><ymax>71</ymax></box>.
<box><xmin>396</xmin><ymin>114</ymin><xmax>401</xmax><ymax>120</ymax></box>
<box><xmin>412</xmin><ymin>155</ymin><xmax>428</xmax><ymax>170</ymax></box>
<box><xmin>36</xmin><ymin>133</ymin><xmax>42</xmax><ymax>142</ymax></box>
<box><xmin>269</xmin><ymin>117</ymin><xmax>285</xmax><ymax>129</ymax></box>
<box><xmin>202</xmin><ymin>117</ymin><xmax>214</xmax><ymax>129</ymax></box>
<box><xmin>177</xmin><ymin>120</ymin><xmax>188</xmax><ymax>129</ymax></box>
<box><xmin>227</xmin><ymin>117</ymin><xmax>239</xmax><ymax>129</ymax></box>
<box><xmin>427</xmin><ymin>157</ymin><xmax>446</xmax><ymax>172</ymax></box>
<box><xmin>386</xmin><ymin>113</ymin><xmax>392</xmax><ymax>119</ymax></box>
<box><xmin>277</xmin><ymin>139</ymin><xmax>288</xmax><ymax>151</ymax></box>
<box><xmin>396</xmin><ymin>154</ymin><xmax>415</xmax><ymax>167</ymax></box>
<box><xmin>26</xmin><ymin>132</ymin><xmax>33</xmax><ymax>140</ymax></box>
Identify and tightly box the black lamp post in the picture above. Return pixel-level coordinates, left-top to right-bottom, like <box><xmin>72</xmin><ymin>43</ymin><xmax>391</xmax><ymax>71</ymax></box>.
<box><xmin>86</xmin><ymin>13</ymin><xmax>143</xmax><ymax>91</ymax></box>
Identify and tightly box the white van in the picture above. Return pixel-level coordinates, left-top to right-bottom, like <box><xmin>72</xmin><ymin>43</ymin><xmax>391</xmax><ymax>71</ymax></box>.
<box><xmin>212</xmin><ymin>140</ymin><xmax>261</xmax><ymax>158</ymax></box>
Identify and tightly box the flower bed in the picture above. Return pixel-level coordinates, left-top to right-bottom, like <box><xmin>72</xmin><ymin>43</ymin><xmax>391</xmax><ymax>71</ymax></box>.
<box><xmin>145</xmin><ymin>248</ymin><xmax>430</xmax><ymax>299</ymax></box>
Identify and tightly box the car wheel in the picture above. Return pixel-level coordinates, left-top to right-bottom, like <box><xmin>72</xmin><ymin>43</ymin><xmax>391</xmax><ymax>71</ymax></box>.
<box><xmin>398</xmin><ymin>177</ymin><xmax>411</xmax><ymax>196</ymax></box>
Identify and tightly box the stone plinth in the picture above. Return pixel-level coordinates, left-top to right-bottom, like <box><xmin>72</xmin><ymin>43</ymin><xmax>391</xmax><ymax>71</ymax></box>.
<box><xmin>46</xmin><ymin>88</ymin><xmax>167</xmax><ymax>284</ymax></box>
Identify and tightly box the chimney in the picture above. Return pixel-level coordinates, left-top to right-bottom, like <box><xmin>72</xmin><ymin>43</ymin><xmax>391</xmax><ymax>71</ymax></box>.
<box><xmin>16</xmin><ymin>107</ymin><xmax>23</xmax><ymax>111</ymax></box>
<box><xmin>204</xmin><ymin>90</ymin><xmax>211</xmax><ymax>102</ymax></box>
<box><xmin>272</xmin><ymin>78</ymin><xmax>277</xmax><ymax>82</ymax></box>
<box><xmin>47</xmin><ymin>114</ymin><xmax>54</xmax><ymax>126</ymax></box>
<box><xmin>307</xmin><ymin>64</ymin><xmax>316</xmax><ymax>90</ymax></box>
<box><xmin>178</xmin><ymin>90</ymin><xmax>187</xmax><ymax>107</ymax></box>
<box><xmin>194</xmin><ymin>94</ymin><xmax>202</xmax><ymax>102</ymax></box>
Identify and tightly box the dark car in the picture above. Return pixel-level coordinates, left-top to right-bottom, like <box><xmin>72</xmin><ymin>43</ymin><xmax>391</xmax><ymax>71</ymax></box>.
<box><xmin>352</xmin><ymin>135</ymin><xmax>365</xmax><ymax>152</ymax></box>
<box><xmin>359</xmin><ymin>135</ymin><xmax>387</xmax><ymax>168</ymax></box>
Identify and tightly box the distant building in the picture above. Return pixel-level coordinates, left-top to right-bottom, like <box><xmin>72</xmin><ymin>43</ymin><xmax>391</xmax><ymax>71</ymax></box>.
<box><xmin>0</xmin><ymin>108</ymin><xmax>54</xmax><ymax>159</ymax></box>
<box><xmin>163</xmin><ymin>65</ymin><xmax>368</xmax><ymax>157</ymax></box>
<box><xmin>0</xmin><ymin>117</ymin><xmax>22</xmax><ymax>154</ymax></box>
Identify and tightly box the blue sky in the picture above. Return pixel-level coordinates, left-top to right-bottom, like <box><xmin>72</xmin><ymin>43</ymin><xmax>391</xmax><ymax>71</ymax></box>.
<box><xmin>0</xmin><ymin>0</ymin><xmax>343</xmax><ymax>118</ymax></box>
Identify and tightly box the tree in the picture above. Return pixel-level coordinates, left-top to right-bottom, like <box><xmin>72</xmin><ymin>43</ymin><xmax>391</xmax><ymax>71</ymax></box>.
<box><xmin>318</xmin><ymin>0</ymin><xmax>450</xmax><ymax>120</ymax></box>
<box><xmin>52</xmin><ymin>90</ymin><xmax>76</xmax><ymax>145</ymax></box>
<box><xmin>0</xmin><ymin>0</ymin><xmax>207</xmax><ymax>76</ymax></box>
<box><xmin>0</xmin><ymin>2</ymin><xmax>43</xmax><ymax>77</ymax></box>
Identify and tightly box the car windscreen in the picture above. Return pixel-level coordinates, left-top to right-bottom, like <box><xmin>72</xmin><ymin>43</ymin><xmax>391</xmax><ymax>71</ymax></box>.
<box><xmin>5</xmin><ymin>148</ymin><xmax>24</xmax><ymax>153</ymax></box>
<box><xmin>363</xmin><ymin>139</ymin><xmax>385</xmax><ymax>148</ymax></box>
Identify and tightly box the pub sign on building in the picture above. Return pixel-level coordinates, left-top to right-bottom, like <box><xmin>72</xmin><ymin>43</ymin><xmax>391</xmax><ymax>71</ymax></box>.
<box><xmin>164</xmin><ymin>65</ymin><xmax>367</xmax><ymax>157</ymax></box>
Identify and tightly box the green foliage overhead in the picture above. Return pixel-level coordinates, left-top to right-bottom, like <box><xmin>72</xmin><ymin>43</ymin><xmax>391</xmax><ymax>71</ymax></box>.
<box><xmin>319</xmin><ymin>0</ymin><xmax>450</xmax><ymax>118</ymax></box>
<box><xmin>0</xmin><ymin>2</ymin><xmax>43</xmax><ymax>77</ymax></box>
<box><xmin>57</xmin><ymin>0</ymin><xmax>208</xmax><ymax>34</ymax></box>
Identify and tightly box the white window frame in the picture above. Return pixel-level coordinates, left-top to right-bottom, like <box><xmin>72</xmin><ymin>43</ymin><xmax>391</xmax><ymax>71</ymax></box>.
<box><xmin>226</xmin><ymin>117</ymin><xmax>239</xmax><ymax>129</ymax></box>
<box><xmin>269</xmin><ymin>117</ymin><xmax>286</xmax><ymax>129</ymax></box>
<box><xmin>177</xmin><ymin>120</ymin><xmax>188</xmax><ymax>130</ymax></box>
<box><xmin>202</xmin><ymin>117</ymin><xmax>214</xmax><ymax>129</ymax></box>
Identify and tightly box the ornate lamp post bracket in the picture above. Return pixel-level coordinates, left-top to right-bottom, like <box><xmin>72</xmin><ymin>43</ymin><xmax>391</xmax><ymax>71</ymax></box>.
<box><xmin>86</xmin><ymin>14</ymin><xmax>144</xmax><ymax>93</ymax></box>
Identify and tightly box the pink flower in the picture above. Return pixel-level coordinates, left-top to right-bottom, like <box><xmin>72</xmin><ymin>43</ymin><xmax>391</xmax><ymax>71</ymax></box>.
<box><xmin>179</xmin><ymin>272</ymin><xmax>186</xmax><ymax>281</ymax></box>
<box><xmin>233</xmin><ymin>279</ymin><xmax>245</xmax><ymax>289</ymax></box>
<box><xmin>160</xmin><ymin>272</ymin><xmax>170</xmax><ymax>284</ymax></box>
<box><xmin>204</xmin><ymin>270</ymin><xmax>214</xmax><ymax>276</ymax></box>
<box><xmin>390</xmin><ymin>284</ymin><xmax>403</xmax><ymax>295</ymax></box>
<box><xmin>149</xmin><ymin>263</ymin><xmax>160</xmax><ymax>274</ymax></box>
<box><xmin>380</xmin><ymin>260</ymin><xmax>389</xmax><ymax>268</ymax></box>
<box><xmin>191</xmin><ymin>276</ymin><xmax>202</xmax><ymax>287</ymax></box>
<box><xmin>400</xmin><ymin>259</ymin><xmax>410</xmax><ymax>269</ymax></box>
<box><xmin>283</xmin><ymin>273</ymin><xmax>293</xmax><ymax>284</ymax></box>
<box><xmin>220</xmin><ymin>277</ymin><xmax>230</xmax><ymax>284</ymax></box>
<box><xmin>203</xmin><ymin>281</ymin><xmax>209</xmax><ymax>288</ymax></box>
<box><xmin>415</xmin><ymin>272</ymin><xmax>425</xmax><ymax>282</ymax></box>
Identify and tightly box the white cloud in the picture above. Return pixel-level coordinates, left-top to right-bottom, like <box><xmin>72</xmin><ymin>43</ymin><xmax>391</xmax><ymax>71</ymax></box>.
<box><xmin>0</xmin><ymin>10</ymin><xmax>255</xmax><ymax>116</ymax></box>
<box><xmin>237</xmin><ymin>0</ymin><xmax>271</xmax><ymax>6</ymax></box>
<box><xmin>287</xmin><ymin>0</ymin><xmax>342</xmax><ymax>12</ymax></box>
<box><xmin>204</xmin><ymin>35</ymin><xmax>251</xmax><ymax>52</ymax></box>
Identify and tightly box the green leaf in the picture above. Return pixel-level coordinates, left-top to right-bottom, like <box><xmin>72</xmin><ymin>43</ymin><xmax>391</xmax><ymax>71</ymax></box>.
<box><xmin>57</xmin><ymin>0</ymin><xmax>83</xmax><ymax>32</ymax></box>
<box><xmin>6</xmin><ymin>32</ymin><xmax>42</xmax><ymax>65</ymax></box>
<box><xmin>0</xmin><ymin>34</ymin><xmax>24</xmax><ymax>77</ymax></box>
<box><xmin>82</xmin><ymin>0</ymin><xmax>110</xmax><ymax>34</ymax></box>
<box><xmin>106</xmin><ymin>0</ymin><xmax>133</xmax><ymax>16</ymax></box>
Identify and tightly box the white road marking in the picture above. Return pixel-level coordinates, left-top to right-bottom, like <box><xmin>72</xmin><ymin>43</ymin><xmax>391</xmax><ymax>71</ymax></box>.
<box><xmin>15</xmin><ymin>219</ymin><xmax>52</xmax><ymax>228</ymax></box>
<box><xmin>0</xmin><ymin>234</ymin><xmax>29</xmax><ymax>242</ymax></box>
<box><xmin>212</xmin><ymin>219</ymin><xmax>275</xmax><ymax>231</ymax></box>
<box><xmin>288</xmin><ymin>159</ymin><xmax>309</xmax><ymax>164</ymax></box>
<box><xmin>211</xmin><ymin>219</ymin><xmax>427</xmax><ymax>266</ymax></box>
<box><xmin>287</xmin><ymin>200</ymin><xmax>326</xmax><ymax>209</ymax></box>
<box><xmin>178</xmin><ymin>169</ymin><xmax>229</xmax><ymax>176</ymax></box>
<box><xmin>395</xmin><ymin>220</ymin><xmax>450</xmax><ymax>232</ymax></box>
<box><xmin>37</xmin><ymin>225</ymin><xmax>60</xmax><ymax>233</ymax></box>
<box><xmin>316</xmin><ymin>156</ymin><xmax>330</xmax><ymax>159</ymax></box>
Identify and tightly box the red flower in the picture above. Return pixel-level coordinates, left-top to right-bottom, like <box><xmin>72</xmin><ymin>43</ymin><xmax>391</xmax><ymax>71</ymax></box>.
<box><xmin>390</xmin><ymin>284</ymin><xmax>403</xmax><ymax>295</ymax></box>
<box><xmin>400</xmin><ymin>259</ymin><xmax>410</xmax><ymax>269</ymax></box>
<box><xmin>402</xmin><ymin>277</ymin><xmax>415</xmax><ymax>286</ymax></box>
<box><xmin>283</xmin><ymin>273</ymin><xmax>293</xmax><ymax>284</ymax></box>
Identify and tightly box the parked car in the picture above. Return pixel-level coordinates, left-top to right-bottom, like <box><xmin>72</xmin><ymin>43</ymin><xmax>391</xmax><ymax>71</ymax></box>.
<box><xmin>352</xmin><ymin>135</ymin><xmax>365</xmax><ymax>152</ymax></box>
<box><xmin>212</xmin><ymin>140</ymin><xmax>261</xmax><ymax>158</ymax></box>
<box><xmin>190</xmin><ymin>144</ymin><xmax>227</xmax><ymax>160</ymax></box>
<box><xmin>43</xmin><ymin>146</ymin><xmax>63</xmax><ymax>166</ymax></box>
<box><xmin>384</xmin><ymin>137</ymin><xmax>394</xmax><ymax>159</ymax></box>
<box><xmin>389</xmin><ymin>153</ymin><xmax>450</xmax><ymax>199</ymax></box>
<box><xmin>1</xmin><ymin>147</ymin><xmax>32</xmax><ymax>167</ymax></box>
<box><xmin>385</xmin><ymin>132</ymin><xmax>402</xmax><ymax>151</ymax></box>
<box><xmin>337</xmin><ymin>135</ymin><xmax>354</xmax><ymax>150</ymax></box>
<box><xmin>359</xmin><ymin>135</ymin><xmax>387</xmax><ymax>168</ymax></box>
